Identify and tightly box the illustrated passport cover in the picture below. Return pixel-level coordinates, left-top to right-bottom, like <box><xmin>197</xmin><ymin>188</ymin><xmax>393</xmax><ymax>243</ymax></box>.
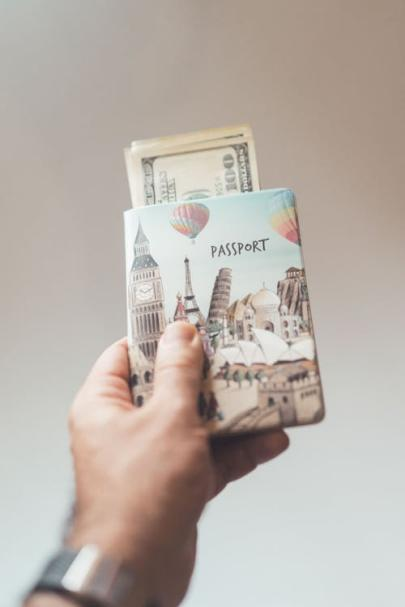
<box><xmin>124</xmin><ymin>189</ymin><xmax>325</xmax><ymax>435</ymax></box>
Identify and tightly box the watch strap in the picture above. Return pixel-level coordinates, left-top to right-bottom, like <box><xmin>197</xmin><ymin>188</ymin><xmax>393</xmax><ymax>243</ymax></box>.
<box><xmin>31</xmin><ymin>545</ymin><xmax>135</xmax><ymax>607</ymax></box>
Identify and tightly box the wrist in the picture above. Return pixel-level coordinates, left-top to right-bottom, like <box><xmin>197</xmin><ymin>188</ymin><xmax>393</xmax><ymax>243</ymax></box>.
<box><xmin>27</xmin><ymin>544</ymin><xmax>159</xmax><ymax>607</ymax></box>
<box><xmin>25</xmin><ymin>592</ymin><xmax>77</xmax><ymax>607</ymax></box>
<box><xmin>66</xmin><ymin>519</ymin><xmax>160</xmax><ymax>606</ymax></box>
<box><xmin>68</xmin><ymin>518</ymin><xmax>138</xmax><ymax>567</ymax></box>
<box><xmin>66</xmin><ymin>508</ymin><xmax>190</xmax><ymax>607</ymax></box>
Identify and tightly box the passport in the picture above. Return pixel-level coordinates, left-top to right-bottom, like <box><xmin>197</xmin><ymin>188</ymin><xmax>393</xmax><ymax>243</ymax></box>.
<box><xmin>124</xmin><ymin>189</ymin><xmax>325</xmax><ymax>435</ymax></box>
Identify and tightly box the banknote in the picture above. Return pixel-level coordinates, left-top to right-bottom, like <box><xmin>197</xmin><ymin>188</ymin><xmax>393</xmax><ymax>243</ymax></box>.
<box><xmin>125</xmin><ymin>124</ymin><xmax>259</xmax><ymax>207</ymax></box>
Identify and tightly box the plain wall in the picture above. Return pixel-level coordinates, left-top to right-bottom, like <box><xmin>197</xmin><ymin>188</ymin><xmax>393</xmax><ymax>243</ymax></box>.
<box><xmin>1</xmin><ymin>1</ymin><xmax>404</xmax><ymax>606</ymax></box>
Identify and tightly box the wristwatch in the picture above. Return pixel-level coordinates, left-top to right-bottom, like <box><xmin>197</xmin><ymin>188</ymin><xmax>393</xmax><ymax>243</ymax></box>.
<box><xmin>30</xmin><ymin>545</ymin><xmax>139</xmax><ymax>607</ymax></box>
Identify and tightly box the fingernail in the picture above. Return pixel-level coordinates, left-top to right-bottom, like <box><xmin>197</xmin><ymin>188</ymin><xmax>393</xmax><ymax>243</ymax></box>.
<box><xmin>161</xmin><ymin>321</ymin><xmax>197</xmax><ymax>345</ymax></box>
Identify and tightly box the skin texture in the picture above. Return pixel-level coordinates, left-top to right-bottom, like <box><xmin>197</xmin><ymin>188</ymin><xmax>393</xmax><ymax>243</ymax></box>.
<box><xmin>26</xmin><ymin>322</ymin><xmax>289</xmax><ymax>607</ymax></box>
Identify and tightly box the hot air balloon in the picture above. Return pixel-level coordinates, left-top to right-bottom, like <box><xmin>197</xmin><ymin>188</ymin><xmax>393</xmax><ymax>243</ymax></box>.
<box><xmin>269</xmin><ymin>189</ymin><xmax>301</xmax><ymax>245</ymax></box>
<box><xmin>169</xmin><ymin>202</ymin><xmax>210</xmax><ymax>243</ymax></box>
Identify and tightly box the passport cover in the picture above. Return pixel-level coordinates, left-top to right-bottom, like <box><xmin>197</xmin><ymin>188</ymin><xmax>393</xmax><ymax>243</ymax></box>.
<box><xmin>124</xmin><ymin>189</ymin><xmax>325</xmax><ymax>434</ymax></box>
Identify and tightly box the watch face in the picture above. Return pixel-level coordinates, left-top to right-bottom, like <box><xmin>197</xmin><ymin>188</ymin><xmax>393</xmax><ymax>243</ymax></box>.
<box><xmin>136</xmin><ymin>282</ymin><xmax>153</xmax><ymax>302</ymax></box>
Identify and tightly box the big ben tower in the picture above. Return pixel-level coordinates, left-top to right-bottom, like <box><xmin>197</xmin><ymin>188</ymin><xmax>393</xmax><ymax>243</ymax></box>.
<box><xmin>128</xmin><ymin>221</ymin><xmax>166</xmax><ymax>359</ymax></box>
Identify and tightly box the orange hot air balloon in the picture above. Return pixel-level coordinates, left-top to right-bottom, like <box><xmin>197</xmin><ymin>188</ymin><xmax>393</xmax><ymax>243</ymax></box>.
<box><xmin>170</xmin><ymin>202</ymin><xmax>210</xmax><ymax>243</ymax></box>
<box><xmin>269</xmin><ymin>189</ymin><xmax>301</xmax><ymax>245</ymax></box>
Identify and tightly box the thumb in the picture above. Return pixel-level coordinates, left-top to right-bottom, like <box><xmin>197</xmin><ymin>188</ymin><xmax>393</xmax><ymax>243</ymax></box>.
<box><xmin>151</xmin><ymin>322</ymin><xmax>204</xmax><ymax>425</ymax></box>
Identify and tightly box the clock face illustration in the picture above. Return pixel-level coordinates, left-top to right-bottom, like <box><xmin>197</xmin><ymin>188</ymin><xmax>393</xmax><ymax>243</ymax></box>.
<box><xmin>136</xmin><ymin>282</ymin><xmax>153</xmax><ymax>302</ymax></box>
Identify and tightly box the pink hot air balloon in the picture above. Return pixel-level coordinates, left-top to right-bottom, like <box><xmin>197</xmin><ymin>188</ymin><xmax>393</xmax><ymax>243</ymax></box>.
<box><xmin>169</xmin><ymin>202</ymin><xmax>210</xmax><ymax>243</ymax></box>
<box><xmin>269</xmin><ymin>189</ymin><xmax>301</xmax><ymax>245</ymax></box>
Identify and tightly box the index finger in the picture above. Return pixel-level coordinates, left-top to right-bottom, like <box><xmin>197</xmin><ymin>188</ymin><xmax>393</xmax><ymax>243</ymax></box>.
<box><xmin>73</xmin><ymin>338</ymin><xmax>133</xmax><ymax>415</ymax></box>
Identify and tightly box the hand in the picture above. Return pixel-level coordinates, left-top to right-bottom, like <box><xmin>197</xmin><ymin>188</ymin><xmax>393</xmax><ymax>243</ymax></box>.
<box><xmin>67</xmin><ymin>322</ymin><xmax>289</xmax><ymax>607</ymax></box>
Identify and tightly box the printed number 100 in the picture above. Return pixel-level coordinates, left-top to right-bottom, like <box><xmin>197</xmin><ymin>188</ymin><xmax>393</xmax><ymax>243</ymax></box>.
<box><xmin>223</xmin><ymin>153</ymin><xmax>238</xmax><ymax>192</ymax></box>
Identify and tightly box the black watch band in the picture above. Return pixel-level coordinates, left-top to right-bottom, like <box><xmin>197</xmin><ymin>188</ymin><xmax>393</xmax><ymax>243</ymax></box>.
<box><xmin>30</xmin><ymin>545</ymin><xmax>135</xmax><ymax>607</ymax></box>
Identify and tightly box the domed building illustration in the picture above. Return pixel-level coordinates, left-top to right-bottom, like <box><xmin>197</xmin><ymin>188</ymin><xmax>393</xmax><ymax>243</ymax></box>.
<box><xmin>227</xmin><ymin>285</ymin><xmax>281</xmax><ymax>340</ymax></box>
<box><xmin>250</xmin><ymin>286</ymin><xmax>281</xmax><ymax>335</ymax></box>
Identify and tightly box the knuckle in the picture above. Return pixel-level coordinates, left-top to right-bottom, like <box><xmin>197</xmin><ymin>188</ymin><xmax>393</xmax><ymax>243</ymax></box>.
<box><xmin>156</xmin><ymin>358</ymin><xmax>201</xmax><ymax>380</ymax></box>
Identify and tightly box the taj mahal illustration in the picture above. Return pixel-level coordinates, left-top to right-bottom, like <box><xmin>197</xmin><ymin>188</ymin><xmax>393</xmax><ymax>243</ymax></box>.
<box><xmin>128</xmin><ymin>220</ymin><xmax>322</xmax><ymax>428</ymax></box>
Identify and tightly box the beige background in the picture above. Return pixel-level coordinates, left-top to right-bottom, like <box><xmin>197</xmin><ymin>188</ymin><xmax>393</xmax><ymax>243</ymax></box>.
<box><xmin>1</xmin><ymin>1</ymin><xmax>404</xmax><ymax>606</ymax></box>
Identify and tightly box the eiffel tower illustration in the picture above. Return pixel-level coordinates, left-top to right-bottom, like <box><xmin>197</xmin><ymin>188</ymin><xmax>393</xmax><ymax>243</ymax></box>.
<box><xmin>183</xmin><ymin>257</ymin><xmax>205</xmax><ymax>326</ymax></box>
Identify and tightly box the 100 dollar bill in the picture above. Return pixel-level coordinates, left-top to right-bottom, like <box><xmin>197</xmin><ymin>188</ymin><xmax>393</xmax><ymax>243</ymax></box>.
<box><xmin>125</xmin><ymin>124</ymin><xmax>259</xmax><ymax>207</ymax></box>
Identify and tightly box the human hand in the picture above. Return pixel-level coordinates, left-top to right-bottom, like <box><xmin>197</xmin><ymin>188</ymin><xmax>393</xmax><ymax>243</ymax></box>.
<box><xmin>68</xmin><ymin>322</ymin><xmax>289</xmax><ymax>606</ymax></box>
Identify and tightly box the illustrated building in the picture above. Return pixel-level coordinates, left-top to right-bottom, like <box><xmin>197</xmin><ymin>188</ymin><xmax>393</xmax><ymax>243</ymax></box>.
<box><xmin>227</xmin><ymin>286</ymin><xmax>282</xmax><ymax>340</ymax></box>
<box><xmin>183</xmin><ymin>257</ymin><xmax>205</xmax><ymax>326</ymax></box>
<box><xmin>128</xmin><ymin>221</ymin><xmax>166</xmax><ymax>360</ymax></box>
<box><xmin>241</xmin><ymin>303</ymin><xmax>255</xmax><ymax>340</ymax></box>
<box><xmin>128</xmin><ymin>344</ymin><xmax>154</xmax><ymax>406</ymax></box>
<box><xmin>207</xmin><ymin>268</ymin><xmax>232</xmax><ymax>328</ymax></box>
<box><xmin>277</xmin><ymin>267</ymin><xmax>313</xmax><ymax>333</ymax></box>
<box><xmin>277</xmin><ymin>266</ymin><xmax>302</xmax><ymax>315</ymax></box>
<box><xmin>216</xmin><ymin>328</ymin><xmax>315</xmax><ymax>367</ymax></box>
<box><xmin>257</xmin><ymin>364</ymin><xmax>322</xmax><ymax>425</ymax></box>
<box><xmin>173</xmin><ymin>292</ymin><xmax>188</xmax><ymax>322</ymax></box>
<box><xmin>227</xmin><ymin>294</ymin><xmax>253</xmax><ymax>340</ymax></box>
<box><xmin>280</xmin><ymin>304</ymin><xmax>301</xmax><ymax>340</ymax></box>
<box><xmin>300</xmin><ymin>280</ymin><xmax>313</xmax><ymax>334</ymax></box>
<box><xmin>218</xmin><ymin>314</ymin><xmax>233</xmax><ymax>347</ymax></box>
<box><xmin>250</xmin><ymin>286</ymin><xmax>281</xmax><ymax>335</ymax></box>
